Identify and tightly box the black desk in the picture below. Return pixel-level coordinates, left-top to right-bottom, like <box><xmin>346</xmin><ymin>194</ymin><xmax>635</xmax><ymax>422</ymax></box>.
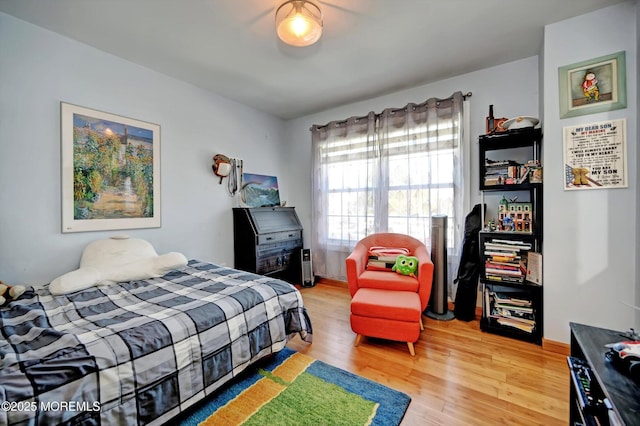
<box><xmin>570</xmin><ymin>322</ymin><xmax>640</xmax><ymax>425</ymax></box>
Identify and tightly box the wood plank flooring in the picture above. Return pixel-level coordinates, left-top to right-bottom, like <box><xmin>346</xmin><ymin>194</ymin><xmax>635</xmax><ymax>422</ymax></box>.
<box><xmin>286</xmin><ymin>283</ymin><xmax>569</xmax><ymax>425</ymax></box>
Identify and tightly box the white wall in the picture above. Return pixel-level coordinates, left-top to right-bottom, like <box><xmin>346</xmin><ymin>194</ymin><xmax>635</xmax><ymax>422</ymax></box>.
<box><xmin>283</xmin><ymin>57</ymin><xmax>541</xmax><ymax>248</ymax></box>
<box><xmin>543</xmin><ymin>1</ymin><xmax>638</xmax><ymax>342</ymax></box>
<box><xmin>0</xmin><ymin>13</ymin><xmax>288</xmax><ymax>284</ymax></box>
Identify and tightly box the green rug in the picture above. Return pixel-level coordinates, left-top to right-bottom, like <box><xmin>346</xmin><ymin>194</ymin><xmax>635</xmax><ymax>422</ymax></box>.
<box><xmin>179</xmin><ymin>348</ymin><xmax>410</xmax><ymax>426</ymax></box>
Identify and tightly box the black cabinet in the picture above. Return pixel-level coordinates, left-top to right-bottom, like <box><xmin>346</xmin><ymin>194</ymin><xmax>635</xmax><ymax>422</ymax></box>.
<box><xmin>478</xmin><ymin>128</ymin><xmax>543</xmax><ymax>344</ymax></box>
<box><xmin>569</xmin><ymin>322</ymin><xmax>640</xmax><ymax>425</ymax></box>
<box><xmin>233</xmin><ymin>207</ymin><xmax>303</xmax><ymax>284</ymax></box>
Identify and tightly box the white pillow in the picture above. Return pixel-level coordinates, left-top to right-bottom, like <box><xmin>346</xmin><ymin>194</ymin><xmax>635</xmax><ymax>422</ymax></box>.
<box><xmin>50</xmin><ymin>237</ymin><xmax>188</xmax><ymax>295</ymax></box>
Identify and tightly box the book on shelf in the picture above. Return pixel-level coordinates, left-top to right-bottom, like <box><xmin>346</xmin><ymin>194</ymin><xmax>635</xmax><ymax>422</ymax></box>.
<box><xmin>485</xmin><ymin>244</ymin><xmax>528</xmax><ymax>252</ymax></box>
<box><xmin>486</xmin><ymin>240</ymin><xmax>532</xmax><ymax>249</ymax></box>
<box><xmin>494</xmin><ymin>304</ymin><xmax>534</xmax><ymax>317</ymax></box>
<box><xmin>491</xmin><ymin>292</ymin><xmax>532</xmax><ymax>308</ymax></box>
<box><xmin>484</xmin><ymin>288</ymin><xmax>491</xmax><ymax>317</ymax></box>
<box><xmin>488</xmin><ymin>238</ymin><xmax>533</xmax><ymax>245</ymax></box>
<box><xmin>485</xmin><ymin>267</ymin><xmax>522</xmax><ymax>277</ymax></box>
<box><xmin>485</xmin><ymin>159</ymin><xmax>518</xmax><ymax>166</ymax></box>
<box><xmin>526</xmin><ymin>251</ymin><xmax>542</xmax><ymax>285</ymax></box>
<box><xmin>484</xmin><ymin>250</ymin><xmax>520</xmax><ymax>257</ymax></box>
<box><xmin>490</xmin><ymin>255</ymin><xmax>517</xmax><ymax>263</ymax></box>
<box><xmin>485</xmin><ymin>274</ymin><xmax>525</xmax><ymax>283</ymax></box>
<box><xmin>517</xmin><ymin>166</ymin><xmax>530</xmax><ymax>184</ymax></box>
<box><xmin>482</xmin><ymin>237</ymin><xmax>532</xmax><ymax>281</ymax></box>
<box><xmin>495</xmin><ymin>317</ymin><xmax>535</xmax><ymax>333</ymax></box>
<box><xmin>484</xmin><ymin>247</ymin><xmax>530</xmax><ymax>255</ymax></box>
<box><xmin>484</xmin><ymin>160</ymin><xmax>533</xmax><ymax>185</ymax></box>
<box><xmin>485</xmin><ymin>259</ymin><xmax>527</xmax><ymax>281</ymax></box>
<box><xmin>487</xmin><ymin>289</ymin><xmax>536</xmax><ymax>333</ymax></box>
<box><xmin>486</xmin><ymin>262</ymin><xmax>520</xmax><ymax>271</ymax></box>
<box><xmin>486</xmin><ymin>258</ymin><xmax>526</xmax><ymax>270</ymax></box>
<box><xmin>492</xmin><ymin>310</ymin><xmax>534</xmax><ymax>325</ymax></box>
<box><xmin>492</xmin><ymin>292</ymin><xmax>531</xmax><ymax>307</ymax></box>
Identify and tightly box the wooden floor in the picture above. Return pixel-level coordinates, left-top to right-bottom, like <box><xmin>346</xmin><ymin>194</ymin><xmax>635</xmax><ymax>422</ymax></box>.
<box><xmin>286</xmin><ymin>283</ymin><xmax>569</xmax><ymax>425</ymax></box>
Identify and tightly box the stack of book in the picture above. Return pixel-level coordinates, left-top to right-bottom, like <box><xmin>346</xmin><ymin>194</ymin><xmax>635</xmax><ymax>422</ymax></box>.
<box><xmin>484</xmin><ymin>160</ymin><xmax>516</xmax><ymax>186</ymax></box>
<box><xmin>483</xmin><ymin>238</ymin><xmax>532</xmax><ymax>283</ymax></box>
<box><xmin>489</xmin><ymin>291</ymin><xmax>535</xmax><ymax>333</ymax></box>
<box><xmin>484</xmin><ymin>159</ymin><xmax>531</xmax><ymax>185</ymax></box>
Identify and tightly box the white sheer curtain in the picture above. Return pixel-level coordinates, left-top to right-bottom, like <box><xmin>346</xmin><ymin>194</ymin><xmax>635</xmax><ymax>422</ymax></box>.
<box><xmin>311</xmin><ymin>92</ymin><xmax>467</xmax><ymax>293</ymax></box>
<box><xmin>311</xmin><ymin>112</ymin><xmax>377</xmax><ymax>279</ymax></box>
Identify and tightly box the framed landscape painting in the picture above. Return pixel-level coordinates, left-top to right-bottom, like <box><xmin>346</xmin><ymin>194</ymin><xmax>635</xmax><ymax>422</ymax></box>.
<box><xmin>558</xmin><ymin>51</ymin><xmax>626</xmax><ymax>118</ymax></box>
<box><xmin>240</xmin><ymin>173</ymin><xmax>281</xmax><ymax>207</ymax></box>
<box><xmin>61</xmin><ymin>102</ymin><xmax>161</xmax><ymax>233</ymax></box>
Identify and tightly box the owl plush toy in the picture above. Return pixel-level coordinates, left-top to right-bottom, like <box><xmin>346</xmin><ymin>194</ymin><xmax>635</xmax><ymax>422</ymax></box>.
<box><xmin>392</xmin><ymin>255</ymin><xmax>419</xmax><ymax>278</ymax></box>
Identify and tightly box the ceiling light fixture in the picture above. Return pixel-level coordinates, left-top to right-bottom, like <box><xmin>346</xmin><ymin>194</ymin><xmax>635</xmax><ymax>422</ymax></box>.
<box><xmin>275</xmin><ymin>0</ymin><xmax>323</xmax><ymax>47</ymax></box>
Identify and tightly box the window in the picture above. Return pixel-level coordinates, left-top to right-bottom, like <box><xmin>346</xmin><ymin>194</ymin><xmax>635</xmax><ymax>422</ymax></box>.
<box><xmin>324</xmin><ymin>130</ymin><xmax>458</xmax><ymax>246</ymax></box>
<box><xmin>311</xmin><ymin>92</ymin><xmax>466</xmax><ymax>280</ymax></box>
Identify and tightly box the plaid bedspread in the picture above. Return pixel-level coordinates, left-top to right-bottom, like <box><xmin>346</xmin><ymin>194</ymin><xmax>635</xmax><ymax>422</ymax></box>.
<box><xmin>0</xmin><ymin>260</ymin><xmax>312</xmax><ymax>425</ymax></box>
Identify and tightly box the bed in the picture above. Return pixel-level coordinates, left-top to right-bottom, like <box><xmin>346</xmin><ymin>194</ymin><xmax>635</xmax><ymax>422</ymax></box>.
<box><xmin>0</xmin><ymin>259</ymin><xmax>313</xmax><ymax>425</ymax></box>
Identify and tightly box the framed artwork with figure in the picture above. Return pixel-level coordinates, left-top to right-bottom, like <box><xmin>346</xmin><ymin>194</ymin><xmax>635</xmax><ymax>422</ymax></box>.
<box><xmin>61</xmin><ymin>102</ymin><xmax>161</xmax><ymax>233</ymax></box>
<box><xmin>558</xmin><ymin>51</ymin><xmax>626</xmax><ymax>119</ymax></box>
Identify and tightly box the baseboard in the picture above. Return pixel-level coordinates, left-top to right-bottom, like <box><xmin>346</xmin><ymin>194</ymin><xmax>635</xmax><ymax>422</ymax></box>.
<box><xmin>315</xmin><ymin>277</ymin><xmax>348</xmax><ymax>288</ymax></box>
<box><xmin>542</xmin><ymin>338</ymin><xmax>570</xmax><ymax>355</ymax></box>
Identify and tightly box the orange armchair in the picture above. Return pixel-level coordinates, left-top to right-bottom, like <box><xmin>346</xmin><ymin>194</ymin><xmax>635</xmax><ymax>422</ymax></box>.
<box><xmin>345</xmin><ymin>233</ymin><xmax>434</xmax><ymax>355</ymax></box>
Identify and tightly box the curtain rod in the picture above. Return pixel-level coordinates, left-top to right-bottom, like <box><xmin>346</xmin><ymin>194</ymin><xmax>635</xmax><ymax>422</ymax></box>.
<box><xmin>311</xmin><ymin>91</ymin><xmax>472</xmax><ymax>131</ymax></box>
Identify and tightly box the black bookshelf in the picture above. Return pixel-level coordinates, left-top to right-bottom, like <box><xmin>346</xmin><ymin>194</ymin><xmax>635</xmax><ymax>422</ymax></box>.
<box><xmin>478</xmin><ymin>128</ymin><xmax>543</xmax><ymax>344</ymax></box>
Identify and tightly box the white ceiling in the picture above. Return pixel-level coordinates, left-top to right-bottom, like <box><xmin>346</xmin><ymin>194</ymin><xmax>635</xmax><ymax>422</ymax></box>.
<box><xmin>0</xmin><ymin>0</ymin><xmax>627</xmax><ymax>119</ymax></box>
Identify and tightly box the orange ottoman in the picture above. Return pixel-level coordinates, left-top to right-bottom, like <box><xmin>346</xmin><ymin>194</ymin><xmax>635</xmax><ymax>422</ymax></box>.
<box><xmin>350</xmin><ymin>288</ymin><xmax>423</xmax><ymax>356</ymax></box>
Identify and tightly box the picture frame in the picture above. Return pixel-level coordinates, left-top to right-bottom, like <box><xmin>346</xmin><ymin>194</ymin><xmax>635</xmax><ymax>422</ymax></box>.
<box><xmin>558</xmin><ymin>51</ymin><xmax>626</xmax><ymax>119</ymax></box>
<box><xmin>240</xmin><ymin>173</ymin><xmax>281</xmax><ymax>208</ymax></box>
<box><xmin>61</xmin><ymin>102</ymin><xmax>161</xmax><ymax>233</ymax></box>
<box><xmin>562</xmin><ymin>118</ymin><xmax>627</xmax><ymax>191</ymax></box>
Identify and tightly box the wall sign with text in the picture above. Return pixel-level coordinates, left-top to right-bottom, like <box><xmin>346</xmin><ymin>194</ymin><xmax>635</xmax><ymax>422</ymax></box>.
<box><xmin>562</xmin><ymin>118</ymin><xmax>627</xmax><ymax>190</ymax></box>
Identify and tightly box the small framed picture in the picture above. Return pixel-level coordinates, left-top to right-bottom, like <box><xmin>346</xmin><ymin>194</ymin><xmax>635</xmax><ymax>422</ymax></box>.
<box><xmin>529</xmin><ymin>167</ymin><xmax>543</xmax><ymax>183</ymax></box>
<box><xmin>558</xmin><ymin>51</ymin><xmax>626</xmax><ymax>119</ymax></box>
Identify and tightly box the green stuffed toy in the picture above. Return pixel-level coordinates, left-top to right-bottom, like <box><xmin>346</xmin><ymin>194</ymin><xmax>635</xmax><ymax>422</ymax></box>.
<box><xmin>392</xmin><ymin>255</ymin><xmax>418</xmax><ymax>278</ymax></box>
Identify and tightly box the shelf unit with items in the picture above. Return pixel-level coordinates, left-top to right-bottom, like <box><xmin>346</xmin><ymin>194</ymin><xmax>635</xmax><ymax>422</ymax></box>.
<box><xmin>478</xmin><ymin>128</ymin><xmax>543</xmax><ymax>344</ymax></box>
<box><xmin>479</xmin><ymin>232</ymin><xmax>542</xmax><ymax>344</ymax></box>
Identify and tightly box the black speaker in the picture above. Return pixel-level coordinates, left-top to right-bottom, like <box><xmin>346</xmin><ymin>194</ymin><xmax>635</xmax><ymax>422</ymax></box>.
<box><xmin>300</xmin><ymin>249</ymin><xmax>315</xmax><ymax>287</ymax></box>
